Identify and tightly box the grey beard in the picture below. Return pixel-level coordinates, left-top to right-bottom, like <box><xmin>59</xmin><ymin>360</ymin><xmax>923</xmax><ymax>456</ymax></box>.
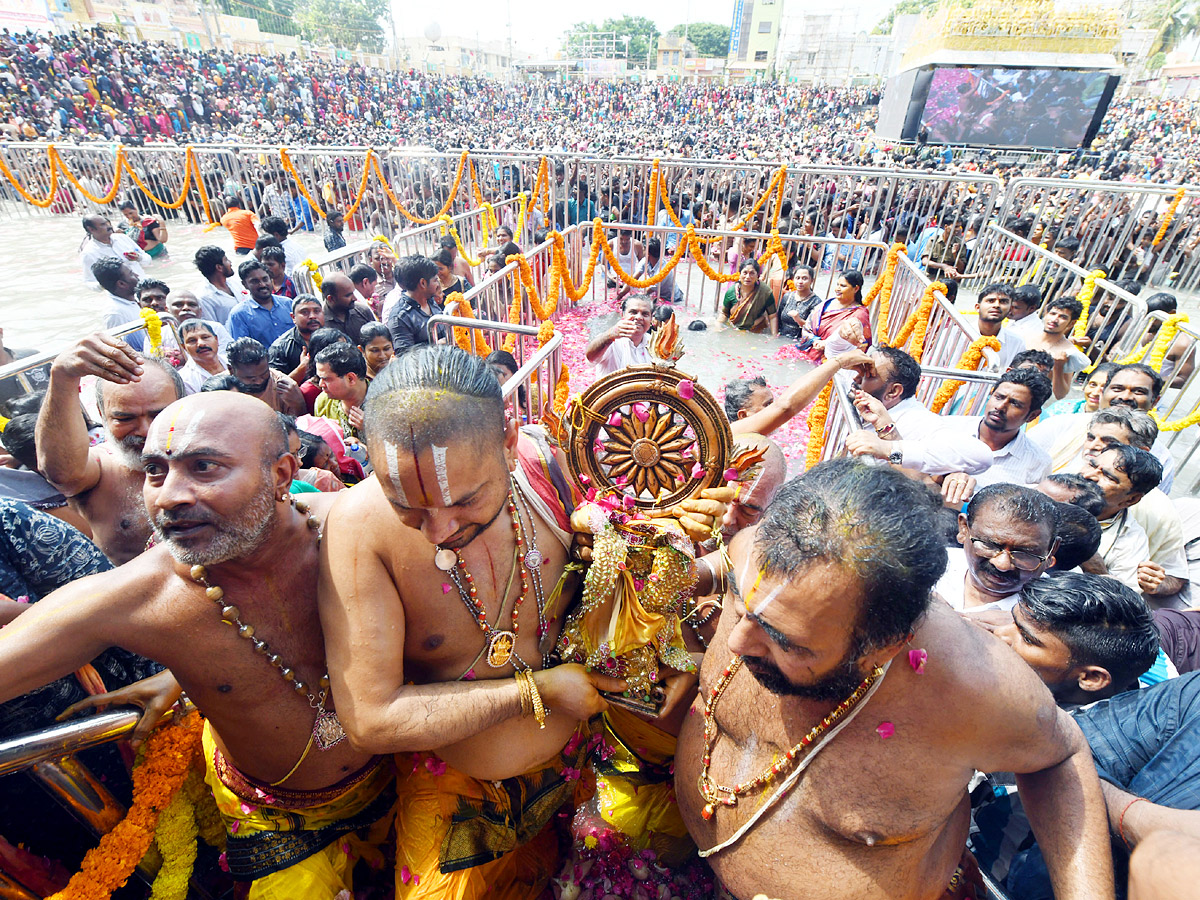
<box><xmin>153</xmin><ymin>485</ymin><xmax>277</xmax><ymax>566</ymax></box>
<box><xmin>105</xmin><ymin>429</ymin><xmax>146</xmax><ymax>472</ymax></box>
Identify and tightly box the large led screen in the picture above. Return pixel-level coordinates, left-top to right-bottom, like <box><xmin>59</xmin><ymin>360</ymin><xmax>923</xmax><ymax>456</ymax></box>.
<box><xmin>917</xmin><ymin>66</ymin><xmax>1115</xmax><ymax>149</ymax></box>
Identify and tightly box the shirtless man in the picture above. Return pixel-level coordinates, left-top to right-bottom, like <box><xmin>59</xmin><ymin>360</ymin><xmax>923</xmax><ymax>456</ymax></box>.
<box><xmin>676</xmin><ymin>459</ymin><xmax>1115</xmax><ymax>900</ymax></box>
<box><xmin>35</xmin><ymin>333</ymin><xmax>184</xmax><ymax>564</ymax></box>
<box><xmin>1023</xmin><ymin>297</ymin><xmax>1090</xmax><ymax>400</ymax></box>
<box><xmin>320</xmin><ymin>346</ymin><xmax>725</xmax><ymax>897</ymax></box>
<box><xmin>1</xmin><ymin>392</ymin><xmax>390</xmax><ymax>897</ymax></box>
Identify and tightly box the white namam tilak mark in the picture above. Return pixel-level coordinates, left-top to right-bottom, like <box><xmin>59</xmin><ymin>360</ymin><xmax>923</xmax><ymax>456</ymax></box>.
<box><xmin>737</xmin><ymin>551</ymin><xmax>785</xmax><ymax>616</ymax></box>
<box><xmin>431</xmin><ymin>445</ymin><xmax>453</xmax><ymax>506</ymax></box>
<box><xmin>383</xmin><ymin>441</ymin><xmax>408</xmax><ymax>505</ymax></box>
<box><xmin>170</xmin><ymin>409</ymin><xmax>207</xmax><ymax>454</ymax></box>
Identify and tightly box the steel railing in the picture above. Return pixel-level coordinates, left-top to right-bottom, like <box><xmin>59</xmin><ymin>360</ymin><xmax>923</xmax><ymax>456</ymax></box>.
<box><xmin>962</xmin><ymin>223</ymin><xmax>1149</xmax><ymax>365</ymax></box>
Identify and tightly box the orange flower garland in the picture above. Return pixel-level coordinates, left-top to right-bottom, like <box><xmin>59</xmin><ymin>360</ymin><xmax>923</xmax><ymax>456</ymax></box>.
<box><xmin>444</xmin><ymin>291</ymin><xmax>490</xmax><ymax>356</ymax></box>
<box><xmin>804</xmin><ymin>381</ymin><xmax>834</xmax><ymax>470</ymax></box>
<box><xmin>892</xmin><ymin>281</ymin><xmax>944</xmax><ymax>362</ymax></box>
<box><xmin>930</xmin><ymin>336</ymin><xmax>1002</xmax><ymax>413</ymax></box>
<box><xmin>49</xmin><ymin>712</ymin><xmax>203</xmax><ymax>900</ymax></box>
<box><xmin>1152</xmin><ymin>188</ymin><xmax>1187</xmax><ymax>247</ymax></box>
<box><xmin>865</xmin><ymin>243</ymin><xmax>906</xmax><ymax>345</ymax></box>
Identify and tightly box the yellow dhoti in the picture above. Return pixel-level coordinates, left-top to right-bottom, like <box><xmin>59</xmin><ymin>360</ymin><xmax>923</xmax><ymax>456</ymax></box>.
<box><xmin>202</xmin><ymin>722</ymin><xmax>395</xmax><ymax>899</ymax></box>
<box><xmin>393</xmin><ymin>738</ymin><xmax>591</xmax><ymax>900</ymax></box>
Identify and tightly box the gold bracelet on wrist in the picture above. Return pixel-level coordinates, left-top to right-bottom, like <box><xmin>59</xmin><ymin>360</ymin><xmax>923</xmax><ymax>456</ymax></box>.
<box><xmin>515</xmin><ymin>670</ymin><xmax>532</xmax><ymax>717</ymax></box>
<box><xmin>524</xmin><ymin>669</ymin><xmax>548</xmax><ymax>730</ymax></box>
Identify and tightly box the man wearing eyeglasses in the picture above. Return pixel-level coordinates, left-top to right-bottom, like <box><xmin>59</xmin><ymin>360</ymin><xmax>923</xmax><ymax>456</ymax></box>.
<box><xmin>226</xmin><ymin>337</ymin><xmax>305</xmax><ymax>417</ymax></box>
<box><xmin>935</xmin><ymin>483</ymin><xmax>1059</xmax><ymax>614</ymax></box>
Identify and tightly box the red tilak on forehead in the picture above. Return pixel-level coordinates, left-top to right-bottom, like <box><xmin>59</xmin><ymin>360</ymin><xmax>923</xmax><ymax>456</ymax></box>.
<box><xmin>409</xmin><ymin>425</ymin><xmax>430</xmax><ymax>506</ymax></box>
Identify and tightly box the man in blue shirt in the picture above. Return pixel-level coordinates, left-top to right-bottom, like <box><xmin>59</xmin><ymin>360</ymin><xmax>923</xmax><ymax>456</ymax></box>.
<box><xmin>228</xmin><ymin>259</ymin><xmax>294</xmax><ymax>349</ymax></box>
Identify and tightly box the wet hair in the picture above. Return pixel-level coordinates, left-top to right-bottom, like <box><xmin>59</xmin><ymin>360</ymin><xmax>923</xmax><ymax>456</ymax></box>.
<box><xmin>1011</xmin><ymin>349</ymin><xmax>1054</xmax><ymax>373</ymax></box>
<box><xmin>201</xmin><ymin>373</ymin><xmax>241</xmax><ymax>392</ymax></box>
<box><xmin>1</xmin><ymin>413</ymin><xmax>39</xmax><ymax>470</ymax></box>
<box><xmin>359</xmin><ymin>321</ymin><xmax>391</xmax><ymax>346</ymax></box>
<box><xmin>179</xmin><ymin>319</ymin><xmax>216</xmax><ymax>340</ymax></box>
<box><xmin>724</xmin><ymin>376</ymin><xmax>768</xmax><ymax>421</ymax></box>
<box><xmin>305</xmin><ymin>328</ymin><xmax>352</xmax><ymax>381</ymax></box>
<box><xmin>1104</xmin><ymin>443</ymin><xmax>1162</xmax><ymax>496</ymax></box>
<box><xmin>364</xmin><ymin>345</ymin><xmax>504</xmax><ymax>450</ymax></box>
<box><xmin>94</xmin><ymin>355</ymin><xmax>184</xmax><ymax>416</ymax></box>
<box><xmin>1011</xmin><ymin>284</ymin><xmax>1041</xmax><ymax>310</ymax></box>
<box><xmin>994</xmin><ymin>366</ymin><xmax>1052</xmax><ymax>414</ymax></box>
<box><xmin>977</xmin><ymin>282</ymin><xmax>1014</xmax><ymax>303</ymax></box>
<box><xmin>1043</xmin><ymin>473</ymin><xmax>1106</xmax><ymax>517</ymax></box>
<box><xmin>298</xmin><ymin>430</ymin><xmax>331</xmax><ymax>467</ymax></box>
<box><xmin>739</xmin><ymin>258</ymin><xmax>762</xmax><ymax>277</ymax></box>
<box><xmin>965</xmin><ymin>484</ymin><xmax>1058</xmax><ymax>549</ymax></box>
<box><xmin>755</xmin><ymin>458</ymin><xmax>947</xmax><ymax>653</ymax></box>
<box><xmin>1145</xmin><ymin>292</ymin><xmax>1177</xmax><ymax>315</ymax></box>
<box><xmin>1</xmin><ymin>391</ymin><xmax>44</xmax><ymax>419</ymax></box>
<box><xmin>1048</xmin><ymin>502</ymin><xmax>1102</xmax><ymax>571</ymax></box>
<box><xmin>646</xmin><ymin>238</ymin><xmax>661</xmax><ymax>258</ymax></box>
<box><xmin>486</xmin><ymin>349</ymin><xmax>519</xmax><ymax>376</ymax></box>
<box><xmin>431</xmin><ymin>248</ymin><xmax>455</xmax><ymax>268</ymax></box>
<box><xmin>91</xmin><ymin>256</ymin><xmax>129</xmax><ymax>293</ymax></box>
<box><xmin>226</xmin><ymin>337</ymin><xmax>268</xmax><ymax>369</ymax></box>
<box><xmin>277</xmin><ymin>412</ymin><xmax>298</xmax><ymax>438</ymax></box>
<box><xmin>396</xmin><ymin>254</ymin><xmax>439</xmax><ymax>291</ymax></box>
<box><xmin>349</xmin><ymin>263</ymin><xmax>377</xmax><ymax>285</ymax></box>
<box><xmin>1019</xmin><ymin>573</ymin><xmax>1159</xmax><ymax>687</ymax></box>
<box><xmin>839</xmin><ymin>270</ymin><xmax>865</xmax><ymax>304</ymax></box>
<box><xmin>261</xmin><ymin>245</ymin><xmax>286</xmax><ymax>267</ymax></box>
<box><xmin>135</xmin><ymin>277</ymin><xmax>170</xmax><ymax>299</ymax></box>
<box><xmin>876</xmin><ymin>346</ymin><xmax>921</xmax><ymax>400</ymax></box>
<box><xmin>260</xmin><ymin>215</ymin><xmax>288</xmax><ymax>240</ymax></box>
<box><xmin>1111</xmin><ymin>363</ymin><xmax>1164</xmax><ymax>403</ymax></box>
<box><xmin>314</xmin><ymin>342</ymin><xmax>367</xmax><ymax>379</ymax></box>
<box><xmin>1054</xmin><ymin>236</ymin><xmax>1080</xmax><ymax>255</ymax></box>
<box><xmin>1045</xmin><ymin>297</ymin><xmax>1084</xmax><ymax>321</ymax></box>
<box><xmin>438</xmin><ymin>235</ymin><xmax>457</xmax><ymax>251</ymax></box>
<box><xmin>254</xmin><ymin>235</ymin><xmax>281</xmax><ymax>252</ymax></box>
<box><xmin>194</xmin><ymin>245</ymin><xmax>228</xmax><ymax>279</ymax></box>
<box><xmin>237</xmin><ymin>259</ymin><xmax>269</xmax><ymax>284</ymax></box>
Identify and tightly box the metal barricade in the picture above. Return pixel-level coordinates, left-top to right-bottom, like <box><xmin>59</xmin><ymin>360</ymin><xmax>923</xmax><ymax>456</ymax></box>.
<box><xmin>963</xmin><ymin>223</ymin><xmax>1149</xmax><ymax>364</ymax></box>
<box><xmin>997</xmin><ymin>177</ymin><xmax>1200</xmax><ymax>293</ymax></box>
<box><xmin>425</xmin><ymin>314</ymin><xmax>562</xmax><ymax>426</ymax></box>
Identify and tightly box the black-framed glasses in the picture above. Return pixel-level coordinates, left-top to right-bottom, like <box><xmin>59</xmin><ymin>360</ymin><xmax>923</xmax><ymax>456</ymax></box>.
<box><xmin>969</xmin><ymin>538</ymin><xmax>1051</xmax><ymax>572</ymax></box>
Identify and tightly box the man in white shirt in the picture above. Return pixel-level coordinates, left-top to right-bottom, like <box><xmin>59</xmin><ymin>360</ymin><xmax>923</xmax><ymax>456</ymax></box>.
<box><xmin>1028</xmin><ymin>364</ymin><xmax>1176</xmax><ymax>493</ymax></box>
<box><xmin>1004</xmin><ymin>284</ymin><xmax>1044</xmax><ymax>343</ymax></box>
<box><xmin>935</xmin><ymin>483</ymin><xmax>1059</xmax><ymax>614</ymax></box>
<box><xmin>975</xmin><ymin>282</ymin><xmax>1025</xmax><ymax>371</ymax></box>
<box><xmin>944</xmin><ymin>367</ymin><xmax>1054</xmax><ymax>488</ymax></box>
<box><xmin>193</xmin><ymin>245</ymin><xmax>244</xmax><ymax>326</ymax></box>
<box><xmin>585</xmin><ymin>294</ymin><xmax>654</xmax><ymax>377</ymax></box>
<box><xmin>90</xmin><ymin>257</ymin><xmax>142</xmax><ymax>330</ymax></box>
<box><xmin>1082</xmin><ymin>444</ymin><xmax>1162</xmax><ymax>594</ymax></box>
<box><xmin>80</xmin><ymin>215</ymin><xmax>148</xmax><ymax>290</ymax></box>
<box><xmin>844</xmin><ymin>346</ymin><xmax>993</xmax><ymax>476</ymax></box>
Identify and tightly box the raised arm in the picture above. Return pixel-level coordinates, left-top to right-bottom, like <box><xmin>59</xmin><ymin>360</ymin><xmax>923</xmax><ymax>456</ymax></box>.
<box><xmin>732</xmin><ymin>351</ymin><xmax>872</xmax><ymax>437</ymax></box>
<box><xmin>36</xmin><ymin>334</ymin><xmax>143</xmax><ymax>498</ymax></box>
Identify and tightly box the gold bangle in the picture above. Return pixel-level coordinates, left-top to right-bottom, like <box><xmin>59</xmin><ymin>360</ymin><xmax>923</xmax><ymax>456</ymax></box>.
<box><xmin>515</xmin><ymin>670</ymin><xmax>532</xmax><ymax>717</ymax></box>
<box><xmin>525</xmin><ymin>669</ymin><xmax>548</xmax><ymax>730</ymax></box>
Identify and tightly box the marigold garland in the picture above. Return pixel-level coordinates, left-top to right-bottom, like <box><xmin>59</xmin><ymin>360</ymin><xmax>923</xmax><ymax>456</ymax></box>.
<box><xmin>438</xmin><ymin>215</ymin><xmax>482</xmax><ymax>267</ymax></box>
<box><xmin>148</xmin><ymin>786</ymin><xmax>197</xmax><ymax>900</ymax></box>
<box><xmin>804</xmin><ymin>381</ymin><xmax>834</xmax><ymax>470</ymax></box>
<box><xmin>930</xmin><ymin>336</ymin><xmax>1003</xmax><ymax>413</ymax></box>
<box><xmin>140</xmin><ymin>308</ymin><xmax>163</xmax><ymax>356</ymax></box>
<box><xmin>49</xmin><ymin>712</ymin><xmax>203</xmax><ymax>900</ymax></box>
<box><xmin>866</xmin><ymin>243</ymin><xmax>906</xmax><ymax>345</ymax></box>
<box><xmin>1071</xmin><ymin>269</ymin><xmax>1107</xmax><ymax>340</ymax></box>
<box><xmin>443</xmin><ymin>291</ymin><xmax>490</xmax><ymax>356</ymax></box>
<box><xmin>1151</xmin><ymin>406</ymin><xmax>1200</xmax><ymax>432</ymax></box>
<box><xmin>1152</xmin><ymin>188</ymin><xmax>1187</xmax><ymax>246</ymax></box>
<box><xmin>891</xmin><ymin>281</ymin><xmax>944</xmax><ymax>363</ymax></box>
<box><xmin>299</xmin><ymin>259</ymin><xmax>323</xmax><ymax>290</ymax></box>
<box><xmin>1149</xmin><ymin>313</ymin><xmax>1189</xmax><ymax>371</ymax></box>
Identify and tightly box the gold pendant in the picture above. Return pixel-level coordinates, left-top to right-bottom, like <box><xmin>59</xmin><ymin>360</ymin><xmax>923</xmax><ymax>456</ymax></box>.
<box><xmin>486</xmin><ymin>631</ymin><xmax>516</xmax><ymax>668</ymax></box>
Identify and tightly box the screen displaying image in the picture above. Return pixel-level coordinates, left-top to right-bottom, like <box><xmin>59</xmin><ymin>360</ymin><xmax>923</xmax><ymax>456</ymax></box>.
<box><xmin>919</xmin><ymin>66</ymin><xmax>1113</xmax><ymax>148</ymax></box>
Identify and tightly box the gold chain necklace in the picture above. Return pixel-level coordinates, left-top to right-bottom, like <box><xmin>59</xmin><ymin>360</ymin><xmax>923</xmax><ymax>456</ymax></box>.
<box><xmin>186</xmin><ymin>495</ymin><xmax>347</xmax><ymax>751</ymax></box>
<box><xmin>697</xmin><ymin>656</ymin><xmax>883</xmax><ymax>821</ymax></box>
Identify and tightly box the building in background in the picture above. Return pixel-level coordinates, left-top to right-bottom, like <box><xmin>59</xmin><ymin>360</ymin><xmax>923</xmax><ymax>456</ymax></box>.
<box><xmin>725</xmin><ymin>0</ymin><xmax>784</xmax><ymax>81</ymax></box>
<box><xmin>778</xmin><ymin>7</ymin><xmax>917</xmax><ymax>85</ymax></box>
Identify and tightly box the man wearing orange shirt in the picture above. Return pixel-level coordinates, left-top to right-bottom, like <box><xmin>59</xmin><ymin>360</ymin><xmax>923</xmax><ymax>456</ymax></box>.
<box><xmin>220</xmin><ymin>196</ymin><xmax>259</xmax><ymax>256</ymax></box>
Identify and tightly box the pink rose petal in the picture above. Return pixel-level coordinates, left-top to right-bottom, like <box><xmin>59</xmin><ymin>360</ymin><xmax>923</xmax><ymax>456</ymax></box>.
<box><xmin>633</xmin><ymin>402</ymin><xmax>650</xmax><ymax>422</ymax></box>
<box><xmin>442</xmin><ymin>583</ymin><xmax>452</xmax><ymax>594</ymax></box>
<box><xmin>723</xmin><ymin>468</ymin><xmax>739</xmax><ymax>481</ymax></box>
<box><xmin>678</xmin><ymin>379</ymin><xmax>695</xmax><ymax>400</ymax></box>
<box><xmin>690</xmin><ymin>463</ymin><xmax>704</xmax><ymax>478</ymax></box>
<box><xmin>607</xmin><ymin>413</ymin><xmax>623</xmax><ymax>427</ymax></box>
<box><xmin>908</xmin><ymin>648</ymin><xmax>927</xmax><ymax>674</ymax></box>
<box><xmin>876</xmin><ymin>722</ymin><xmax>895</xmax><ymax>740</ymax></box>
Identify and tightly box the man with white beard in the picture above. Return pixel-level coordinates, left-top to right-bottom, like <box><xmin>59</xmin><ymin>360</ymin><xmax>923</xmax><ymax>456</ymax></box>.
<box><xmin>34</xmin><ymin>333</ymin><xmax>184</xmax><ymax>564</ymax></box>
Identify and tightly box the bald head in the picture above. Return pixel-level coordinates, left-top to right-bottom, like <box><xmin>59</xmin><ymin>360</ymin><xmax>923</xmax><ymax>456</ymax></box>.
<box><xmin>722</xmin><ymin>434</ymin><xmax>787</xmax><ymax>540</ymax></box>
<box><xmin>321</xmin><ymin>272</ymin><xmax>357</xmax><ymax>311</ymax></box>
<box><xmin>144</xmin><ymin>391</ymin><xmax>288</xmax><ymax>467</ymax></box>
